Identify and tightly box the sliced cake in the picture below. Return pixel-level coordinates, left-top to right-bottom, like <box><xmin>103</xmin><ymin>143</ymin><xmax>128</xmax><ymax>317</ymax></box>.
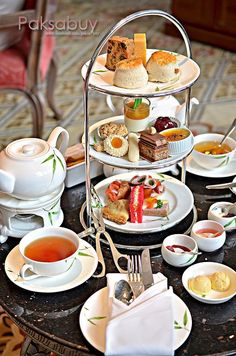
<box><xmin>139</xmin><ymin>131</ymin><xmax>169</xmax><ymax>162</ymax></box>
<box><xmin>105</xmin><ymin>36</ymin><xmax>134</xmax><ymax>71</ymax></box>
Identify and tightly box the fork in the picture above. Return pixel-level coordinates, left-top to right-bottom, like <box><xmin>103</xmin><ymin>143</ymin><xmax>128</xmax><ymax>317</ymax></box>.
<box><xmin>127</xmin><ymin>255</ymin><xmax>144</xmax><ymax>299</ymax></box>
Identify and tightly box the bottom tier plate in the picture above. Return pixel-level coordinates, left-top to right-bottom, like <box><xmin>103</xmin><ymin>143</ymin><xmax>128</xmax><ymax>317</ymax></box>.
<box><xmin>80</xmin><ymin>204</ymin><xmax>197</xmax><ymax>251</ymax></box>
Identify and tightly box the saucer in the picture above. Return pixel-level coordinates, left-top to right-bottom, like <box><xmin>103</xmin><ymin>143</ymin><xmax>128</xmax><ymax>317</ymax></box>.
<box><xmin>79</xmin><ymin>287</ymin><xmax>192</xmax><ymax>353</ymax></box>
<box><xmin>182</xmin><ymin>155</ymin><xmax>236</xmax><ymax>178</ymax></box>
<box><xmin>4</xmin><ymin>239</ymin><xmax>98</xmax><ymax>293</ymax></box>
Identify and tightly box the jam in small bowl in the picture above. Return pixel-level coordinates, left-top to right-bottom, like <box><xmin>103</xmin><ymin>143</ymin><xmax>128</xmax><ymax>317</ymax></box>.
<box><xmin>161</xmin><ymin>234</ymin><xmax>198</xmax><ymax>267</ymax></box>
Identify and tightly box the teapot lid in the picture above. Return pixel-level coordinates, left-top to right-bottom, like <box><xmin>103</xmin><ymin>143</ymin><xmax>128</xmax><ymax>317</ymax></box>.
<box><xmin>6</xmin><ymin>138</ymin><xmax>49</xmax><ymax>160</ymax></box>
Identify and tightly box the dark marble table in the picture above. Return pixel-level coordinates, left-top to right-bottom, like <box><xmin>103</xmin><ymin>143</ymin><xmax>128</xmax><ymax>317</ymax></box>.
<box><xmin>0</xmin><ymin>172</ymin><xmax>235</xmax><ymax>356</ymax></box>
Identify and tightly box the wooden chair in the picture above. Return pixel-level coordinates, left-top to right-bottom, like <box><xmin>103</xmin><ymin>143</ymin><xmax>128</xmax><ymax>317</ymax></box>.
<box><xmin>0</xmin><ymin>0</ymin><xmax>62</xmax><ymax>138</ymax></box>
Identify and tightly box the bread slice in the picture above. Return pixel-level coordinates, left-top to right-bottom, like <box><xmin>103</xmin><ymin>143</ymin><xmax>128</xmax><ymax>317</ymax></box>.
<box><xmin>102</xmin><ymin>199</ymin><xmax>129</xmax><ymax>224</ymax></box>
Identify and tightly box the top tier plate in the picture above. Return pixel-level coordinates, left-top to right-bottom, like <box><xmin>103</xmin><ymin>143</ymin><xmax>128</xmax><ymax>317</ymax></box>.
<box><xmin>81</xmin><ymin>49</ymin><xmax>200</xmax><ymax>97</ymax></box>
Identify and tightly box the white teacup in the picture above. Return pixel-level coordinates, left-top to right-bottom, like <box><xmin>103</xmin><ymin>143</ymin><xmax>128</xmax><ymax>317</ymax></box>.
<box><xmin>19</xmin><ymin>227</ymin><xmax>80</xmax><ymax>280</ymax></box>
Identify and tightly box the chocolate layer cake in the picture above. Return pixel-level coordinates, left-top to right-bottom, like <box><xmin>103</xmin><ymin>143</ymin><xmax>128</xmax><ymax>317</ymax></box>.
<box><xmin>139</xmin><ymin>132</ymin><xmax>169</xmax><ymax>162</ymax></box>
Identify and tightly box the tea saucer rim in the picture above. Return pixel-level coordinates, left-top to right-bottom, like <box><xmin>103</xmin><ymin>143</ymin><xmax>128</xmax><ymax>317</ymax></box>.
<box><xmin>4</xmin><ymin>239</ymin><xmax>98</xmax><ymax>293</ymax></box>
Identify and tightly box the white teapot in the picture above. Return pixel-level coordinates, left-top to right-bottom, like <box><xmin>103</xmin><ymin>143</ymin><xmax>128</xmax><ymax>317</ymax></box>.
<box><xmin>0</xmin><ymin>127</ymin><xmax>69</xmax><ymax>200</ymax></box>
<box><xmin>149</xmin><ymin>95</ymin><xmax>199</xmax><ymax>125</ymax></box>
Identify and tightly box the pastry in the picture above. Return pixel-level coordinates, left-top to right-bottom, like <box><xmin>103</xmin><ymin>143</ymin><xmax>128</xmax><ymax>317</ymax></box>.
<box><xmin>93</xmin><ymin>141</ymin><xmax>104</xmax><ymax>152</ymax></box>
<box><xmin>128</xmin><ymin>133</ymin><xmax>139</xmax><ymax>162</ymax></box>
<box><xmin>105</xmin><ymin>36</ymin><xmax>134</xmax><ymax>71</ymax></box>
<box><xmin>146</xmin><ymin>51</ymin><xmax>180</xmax><ymax>83</ymax></box>
<box><xmin>134</xmin><ymin>33</ymin><xmax>147</xmax><ymax>65</ymax></box>
<box><xmin>210</xmin><ymin>272</ymin><xmax>230</xmax><ymax>292</ymax></box>
<box><xmin>102</xmin><ymin>199</ymin><xmax>129</xmax><ymax>224</ymax></box>
<box><xmin>105</xmin><ymin>180</ymin><xmax>130</xmax><ymax>202</ymax></box>
<box><xmin>113</xmin><ymin>58</ymin><xmax>148</xmax><ymax>89</ymax></box>
<box><xmin>99</xmin><ymin>122</ymin><xmax>128</xmax><ymax>139</ymax></box>
<box><xmin>103</xmin><ymin>134</ymin><xmax>128</xmax><ymax>157</ymax></box>
<box><xmin>138</xmin><ymin>131</ymin><xmax>169</xmax><ymax>162</ymax></box>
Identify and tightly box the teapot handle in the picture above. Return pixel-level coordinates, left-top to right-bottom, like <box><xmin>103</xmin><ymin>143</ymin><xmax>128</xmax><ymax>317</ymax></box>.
<box><xmin>47</xmin><ymin>127</ymin><xmax>69</xmax><ymax>156</ymax></box>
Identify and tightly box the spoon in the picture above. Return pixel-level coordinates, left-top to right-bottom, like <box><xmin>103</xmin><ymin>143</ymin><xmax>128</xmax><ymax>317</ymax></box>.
<box><xmin>114</xmin><ymin>280</ymin><xmax>134</xmax><ymax>306</ymax></box>
<box><xmin>180</xmin><ymin>251</ymin><xmax>202</xmax><ymax>256</ymax></box>
<box><xmin>201</xmin><ymin>226</ymin><xmax>236</xmax><ymax>238</ymax></box>
<box><xmin>219</xmin><ymin>118</ymin><xmax>236</xmax><ymax>146</ymax></box>
<box><xmin>222</xmin><ymin>203</ymin><xmax>236</xmax><ymax>217</ymax></box>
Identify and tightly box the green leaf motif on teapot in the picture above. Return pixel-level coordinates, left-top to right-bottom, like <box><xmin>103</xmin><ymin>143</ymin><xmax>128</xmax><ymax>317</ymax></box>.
<box><xmin>41</xmin><ymin>149</ymin><xmax>65</xmax><ymax>182</ymax></box>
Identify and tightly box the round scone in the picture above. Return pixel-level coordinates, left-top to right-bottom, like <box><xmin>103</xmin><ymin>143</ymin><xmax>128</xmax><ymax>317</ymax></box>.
<box><xmin>146</xmin><ymin>51</ymin><xmax>180</xmax><ymax>83</ymax></box>
<box><xmin>210</xmin><ymin>272</ymin><xmax>231</xmax><ymax>292</ymax></box>
<box><xmin>188</xmin><ymin>275</ymin><xmax>212</xmax><ymax>295</ymax></box>
<box><xmin>113</xmin><ymin>58</ymin><xmax>148</xmax><ymax>89</ymax></box>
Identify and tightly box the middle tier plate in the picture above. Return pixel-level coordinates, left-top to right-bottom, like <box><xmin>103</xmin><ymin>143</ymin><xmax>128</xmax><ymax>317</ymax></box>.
<box><xmin>94</xmin><ymin>171</ymin><xmax>194</xmax><ymax>234</ymax></box>
<box><xmin>83</xmin><ymin>116</ymin><xmax>194</xmax><ymax>169</ymax></box>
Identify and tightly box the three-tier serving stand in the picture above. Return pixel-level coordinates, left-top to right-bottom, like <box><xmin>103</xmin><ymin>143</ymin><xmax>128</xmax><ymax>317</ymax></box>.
<box><xmin>80</xmin><ymin>10</ymin><xmax>200</xmax><ymax>252</ymax></box>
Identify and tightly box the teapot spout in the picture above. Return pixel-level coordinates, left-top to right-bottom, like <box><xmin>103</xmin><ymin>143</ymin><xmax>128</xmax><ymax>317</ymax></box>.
<box><xmin>176</xmin><ymin>97</ymin><xmax>199</xmax><ymax>125</ymax></box>
<box><xmin>0</xmin><ymin>169</ymin><xmax>15</xmax><ymax>194</ymax></box>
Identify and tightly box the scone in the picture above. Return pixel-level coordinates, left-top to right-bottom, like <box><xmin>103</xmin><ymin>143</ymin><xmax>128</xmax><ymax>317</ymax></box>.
<box><xmin>210</xmin><ymin>272</ymin><xmax>231</xmax><ymax>292</ymax></box>
<box><xmin>105</xmin><ymin>36</ymin><xmax>134</xmax><ymax>71</ymax></box>
<box><xmin>146</xmin><ymin>51</ymin><xmax>180</xmax><ymax>83</ymax></box>
<box><xmin>102</xmin><ymin>199</ymin><xmax>129</xmax><ymax>224</ymax></box>
<box><xmin>113</xmin><ymin>58</ymin><xmax>148</xmax><ymax>89</ymax></box>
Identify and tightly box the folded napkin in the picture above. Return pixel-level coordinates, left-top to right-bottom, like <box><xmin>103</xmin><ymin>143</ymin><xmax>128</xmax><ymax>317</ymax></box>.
<box><xmin>105</xmin><ymin>273</ymin><xmax>174</xmax><ymax>356</ymax></box>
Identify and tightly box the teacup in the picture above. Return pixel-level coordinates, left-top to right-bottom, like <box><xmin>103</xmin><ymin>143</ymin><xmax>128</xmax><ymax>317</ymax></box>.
<box><xmin>191</xmin><ymin>133</ymin><xmax>236</xmax><ymax>170</ymax></box>
<box><xmin>19</xmin><ymin>227</ymin><xmax>80</xmax><ymax>280</ymax></box>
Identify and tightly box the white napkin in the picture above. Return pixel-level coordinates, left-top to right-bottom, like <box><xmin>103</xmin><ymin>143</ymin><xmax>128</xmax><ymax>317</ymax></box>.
<box><xmin>105</xmin><ymin>273</ymin><xmax>174</xmax><ymax>356</ymax></box>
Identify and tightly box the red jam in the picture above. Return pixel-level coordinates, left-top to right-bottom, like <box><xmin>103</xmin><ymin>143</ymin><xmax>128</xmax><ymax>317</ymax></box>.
<box><xmin>166</xmin><ymin>244</ymin><xmax>191</xmax><ymax>253</ymax></box>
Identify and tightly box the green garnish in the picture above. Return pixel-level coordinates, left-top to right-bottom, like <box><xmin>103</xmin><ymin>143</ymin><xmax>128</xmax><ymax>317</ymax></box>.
<box><xmin>156</xmin><ymin>200</ymin><xmax>163</xmax><ymax>209</ymax></box>
<box><xmin>132</xmin><ymin>98</ymin><xmax>142</xmax><ymax>109</ymax></box>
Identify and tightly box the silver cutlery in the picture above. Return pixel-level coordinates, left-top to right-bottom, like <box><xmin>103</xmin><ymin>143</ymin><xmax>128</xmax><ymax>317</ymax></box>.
<box><xmin>127</xmin><ymin>255</ymin><xmax>144</xmax><ymax>298</ymax></box>
<box><xmin>206</xmin><ymin>182</ymin><xmax>236</xmax><ymax>190</ymax></box>
<box><xmin>141</xmin><ymin>249</ymin><xmax>154</xmax><ymax>290</ymax></box>
<box><xmin>180</xmin><ymin>251</ymin><xmax>202</xmax><ymax>256</ymax></box>
<box><xmin>222</xmin><ymin>203</ymin><xmax>236</xmax><ymax>216</ymax></box>
<box><xmin>219</xmin><ymin>118</ymin><xmax>236</xmax><ymax>146</ymax></box>
<box><xmin>114</xmin><ymin>280</ymin><xmax>134</xmax><ymax>305</ymax></box>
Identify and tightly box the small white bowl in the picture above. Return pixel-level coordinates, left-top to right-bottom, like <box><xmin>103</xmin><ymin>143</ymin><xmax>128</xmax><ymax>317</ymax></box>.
<box><xmin>182</xmin><ymin>262</ymin><xmax>236</xmax><ymax>304</ymax></box>
<box><xmin>161</xmin><ymin>234</ymin><xmax>198</xmax><ymax>267</ymax></box>
<box><xmin>191</xmin><ymin>133</ymin><xmax>236</xmax><ymax>170</ymax></box>
<box><xmin>160</xmin><ymin>127</ymin><xmax>193</xmax><ymax>155</ymax></box>
<box><xmin>191</xmin><ymin>220</ymin><xmax>226</xmax><ymax>252</ymax></box>
<box><xmin>208</xmin><ymin>202</ymin><xmax>236</xmax><ymax>228</ymax></box>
